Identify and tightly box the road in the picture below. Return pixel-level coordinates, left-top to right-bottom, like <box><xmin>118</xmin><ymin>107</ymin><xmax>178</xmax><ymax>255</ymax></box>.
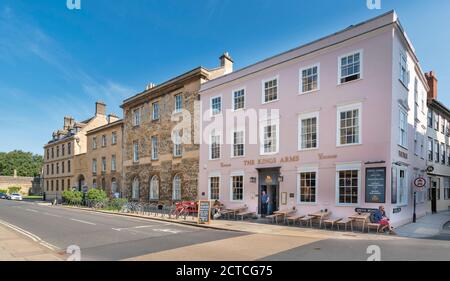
<box><xmin>0</xmin><ymin>200</ymin><xmax>449</xmax><ymax>261</ymax></box>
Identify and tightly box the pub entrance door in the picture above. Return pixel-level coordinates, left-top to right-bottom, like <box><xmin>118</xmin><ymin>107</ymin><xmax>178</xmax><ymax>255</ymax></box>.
<box><xmin>258</xmin><ymin>168</ymin><xmax>280</xmax><ymax>216</ymax></box>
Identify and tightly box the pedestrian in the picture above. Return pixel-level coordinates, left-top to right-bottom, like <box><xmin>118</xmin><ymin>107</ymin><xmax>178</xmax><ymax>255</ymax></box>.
<box><xmin>373</xmin><ymin>206</ymin><xmax>396</xmax><ymax>235</ymax></box>
<box><xmin>261</xmin><ymin>190</ymin><xmax>269</xmax><ymax>217</ymax></box>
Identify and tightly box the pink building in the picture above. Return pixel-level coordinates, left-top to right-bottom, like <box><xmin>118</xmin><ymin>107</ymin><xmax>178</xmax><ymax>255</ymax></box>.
<box><xmin>198</xmin><ymin>11</ymin><xmax>430</xmax><ymax>226</ymax></box>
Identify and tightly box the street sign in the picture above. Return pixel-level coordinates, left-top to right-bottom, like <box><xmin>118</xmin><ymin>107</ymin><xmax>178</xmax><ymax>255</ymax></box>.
<box><xmin>426</xmin><ymin>166</ymin><xmax>434</xmax><ymax>173</ymax></box>
<box><xmin>414</xmin><ymin>177</ymin><xmax>427</xmax><ymax>191</ymax></box>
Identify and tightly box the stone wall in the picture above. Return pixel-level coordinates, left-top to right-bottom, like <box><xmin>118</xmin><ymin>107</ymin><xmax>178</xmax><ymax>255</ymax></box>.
<box><xmin>0</xmin><ymin>176</ymin><xmax>33</xmax><ymax>195</ymax></box>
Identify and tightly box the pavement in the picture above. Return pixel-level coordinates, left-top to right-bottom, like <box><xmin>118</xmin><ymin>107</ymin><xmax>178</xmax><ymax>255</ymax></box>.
<box><xmin>396</xmin><ymin>211</ymin><xmax>450</xmax><ymax>239</ymax></box>
<box><xmin>1</xmin><ymin>199</ymin><xmax>449</xmax><ymax>261</ymax></box>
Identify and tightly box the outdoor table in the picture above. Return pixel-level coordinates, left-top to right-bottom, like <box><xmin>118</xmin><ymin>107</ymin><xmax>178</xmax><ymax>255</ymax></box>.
<box><xmin>308</xmin><ymin>211</ymin><xmax>331</xmax><ymax>228</ymax></box>
<box><xmin>348</xmin><ymin>213</ymin><xmax>371</xmax><ymax>232</ymax></box>
<box><xmin>225</xmin><ymin>207</ymin><xmax>247</xmax><ymax>220</ymax></box>
<box><xmin>274</xmin><ymin>210</ymin><xmax>296</xmax><ymax>224</ymax></box>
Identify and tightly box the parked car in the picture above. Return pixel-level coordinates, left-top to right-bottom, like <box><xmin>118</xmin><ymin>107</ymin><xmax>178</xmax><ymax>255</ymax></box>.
<box><xmin>9</xmin><ymin>193</ymin><xmax>23</xmax><ymax>201</ymax></box>
<box><xmin>0</xmin><ymin>192</ymin><xmax>7</xmax><ymax>199</ymax></box>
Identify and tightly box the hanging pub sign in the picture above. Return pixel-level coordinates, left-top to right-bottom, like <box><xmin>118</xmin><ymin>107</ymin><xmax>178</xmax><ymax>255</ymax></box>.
<box><xmin>365</xmin><ymin>167</ymin><xmax>386</xmax><ymax>203</ymax></box>
<box><xmin>197</xmin><ymin>200</ymin><xmax>211</xmax><ymax>225</ymax></box>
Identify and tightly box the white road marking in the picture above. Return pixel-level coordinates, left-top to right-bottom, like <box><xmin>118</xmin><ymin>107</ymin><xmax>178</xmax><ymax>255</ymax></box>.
<box><xmin>70</xmin><ymin>218</ymin><xmax>96</xmax><ymax>225</ymax></box>
<box><xmin>153</xmin><ymin>228</ymin><xmax>182</xmax><ymax>234</ymax></box>
<box><xmin>111</xmin><ymin>223</ymin><xmax>172</xmax><ymax>232</ymax></box>
<box><xmin>43</xmin><ymin>212</ymin><xmax>62</xmax><ymax>218</ymax></box>
<box><xmin>26</xmin><ymin>209</ymin><xmax>39</xmax><ymax>213</ymax></box>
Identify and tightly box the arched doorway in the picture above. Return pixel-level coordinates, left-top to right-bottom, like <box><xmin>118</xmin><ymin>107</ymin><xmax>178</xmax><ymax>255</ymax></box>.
<box><xmin>77</xmin><ymin>175</ymin><xmax>85</xmax><ymax>192</ymax></box>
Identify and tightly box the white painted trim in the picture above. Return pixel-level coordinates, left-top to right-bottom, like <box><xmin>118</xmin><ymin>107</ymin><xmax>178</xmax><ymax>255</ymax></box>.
<box><xmin>261</xmin><ymin>75</ymin><xmax>280</xmax><ymax>104</ymax></box>
<box><xmin>259</xmin><ymin>117</ymin><xmax>280</xmax><ymax>156</ymax></box>
<box><xmin>335</xmin><ymin>163</ymin><xmax>361</xmax><ymax>206</ymax></box>
<box><xmin>210</xmin><ymin>95</ymin><xmax>223</xmax><ymax>117</ymax></box>
<box><xmin>230</xmin><ymin>128</ymin><xmax>246</xmax><ymax>158</ymax></box>
<box><xmin>299</xmin><ymin>63</ymin><xmax>320</xmax><ymax>94</ymax></box>
<box><xmin>297</xmin><ymin>165</ymin><xmax>319</xmax><ymax>205</ymax></box>
<box><xmin>229</xmin><ymin>171</ymin><xmax>245</xmax><ymax>202</ymax></box>
<box><xmin>298</xmin><ymin>111</ymin><xmax>320</xmax><ymax>151</ymax></box>
<box><xmin>209</xmin><ymin>129</ymin><xmax>222</xmax><ymax>161</ymax></box>
<box><xmin>208</xmin><ymin>174</ymin><xmax>221</xmax><ymax>201</ymax></box>
<box><xmin>336</xmin><ymin>102</ymin><xmax>363</xmax><ymax>147</ymax></box>
<box><xmin>337</xmin><ymin>49</ymin><xmax>363</xmax><ymax>85</ymax></box>
<box><xmin>231</xmin><ymin>87</ymin><xmax>246</xmax><ymax>111</ymax></box>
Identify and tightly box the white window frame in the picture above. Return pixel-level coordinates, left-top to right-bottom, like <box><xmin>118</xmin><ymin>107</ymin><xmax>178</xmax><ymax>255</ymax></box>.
<box><xmin>173</xmin><ymin>130</ymin><xmax>182</xmax><ymax>157</ymax></box>
<box><xmin>399</xmin><ymin>50</ymin><xmax>410</xmax><ymax>87</ymax></box>
<box><xmin>208</xmin><ymin>172</ymin><xmax>221</xmax><ymax>200</ymax></box>
<box><xmin>133</xmin><ymin>141</ymin><xmax>139</xmax><ymax>163</ymax></box>
<box><xmin>396</xmin><ymin>166</ymin><xmax>408</xmax><ymax>206</ymax></box>
<box><xmin>151</xmin><ymin>136</ymin><xmax>158</xmax><ymax>160</ymax></box>
<box><xmin>261</xmin><ymin>76</ymin><xmax>279</xmax><ymax>104</ymax></box>
<box><xmin>259</xmin><ymin>117</ymin><xmax>280</xmax><ymax>155</ymax></box>
<box><xmin>112</xmin><ymin>132</ymin><xmax>117</xmax><ymax>145</ymax></box>
<box><xmin>335</xmin><ymin>162</ymin><xmax>361</xmax><ymax>206</ymax></box>
<box><xmin>92</xmin><ymin>159</ymin><xmax>97</xmax><ymax>174</ymax></box>
<box><xmin>174</xmin><ymin>94</ymin><xmax>183</xmax><ymax>113</ymax></box>
<box><xmin>172</xmin><ymin>174</ymin><xmax>182</xmax><ymax>201</ymax></box>
<box><xmin>298</xmin><ymin>111</ymin><xmax>320</xmax><ymax>151</ymax></box>
<box><xmin>232</xmin><ymin>87</ymin><xmax>246</xmax><ymax>111</ymax></box>
<box><xmin>229</xmin><ymin>171</ymin><xmax>245</xmax><ymax>202</ymax></box>
<box><xmin>231</xmin><ymin>129</ymin><xmax>245</xmax><ymax>158</ymax></box>
<box><xmin>299</xmin><ymin>63</ymin><xmax>320</xmax><ymax>94</ymax></box>
<box><xmin>132</xmin><ymin>178</ymin><xmax>140</xmax><ymax>200</ymax></box>
<box><xmin>336</xmin><ymin>103</ymin><xmax>362</xmax><ymax>147</ymax></box>
<box><xmin>111</xmin><ymin>155</ymin><xmax>116</xmax><ymax>172</ymax></box>
<box><xmin>133</xmin><ymin>108</ymin><xmax>141</xmax><ymax>126</ymax></box>
<box><xmin>398</xmin><ymin>108</ymin><xmax>408</xmax><ymax>149</ymax></box>
<box><xmin>149</xmin><ymin>176</ymin><xmax>159</xmax><ymax>200</ymax></box>
<box><xmin>209</xmin><ymin>130</ymin><xmax>222</xmax><ymax>160</ymax></box>
<box><xmin>152</xmin><ymin>102</ymin><xmax>160</xmax><ymax>120</ymax></box>
<box><xmin>297</xmin><ymin>165</ymin><xmax>319</xmax><ymax>205</ymax></box>
<box><xmin>210</xmin><ymin>95</ymin><xmax>222</xmax><ymax>116</ymax></box>
<box><xmin>102</xmin><ymin>135</ymin><xmax>107</xmax><ymax>147</ymax></box>
<box><xmin>101</xmin><ymin>157</ymin><xmax>106</xmax><ymax>172</ymax></box>
<box><xmin>92</xmin><ymin>137</ymin><xmax>97</xmax><ymax>150</ymax></box>
<box><xmin>338</xmin><ymin>50</ymin><xmax>363</xmax><ymax>85</ymax></box>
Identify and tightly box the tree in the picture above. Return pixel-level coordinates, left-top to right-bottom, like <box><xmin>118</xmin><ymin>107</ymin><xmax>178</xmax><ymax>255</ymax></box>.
<box><xmin>8</xmin><ymin>186</ymin><xmax>21</xmax><ymax>194</ymax></box>
<box><xmin>0</xmin><ymin>150</ymin><xmax>43</xmax><ymax>177</ymax></box>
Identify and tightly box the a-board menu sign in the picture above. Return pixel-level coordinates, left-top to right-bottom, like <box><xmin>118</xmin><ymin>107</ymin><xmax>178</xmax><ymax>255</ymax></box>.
<box><xmin>197</xmin><ymin>200</ymin><xmax>211</xmax><ymax>225</ymax></box>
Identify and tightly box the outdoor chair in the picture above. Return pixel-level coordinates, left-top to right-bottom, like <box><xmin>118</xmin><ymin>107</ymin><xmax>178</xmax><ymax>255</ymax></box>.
<box><xmin>336</xmin><ymin>218</ymin><xmax>354</xmax><ymax>232</ymax></box>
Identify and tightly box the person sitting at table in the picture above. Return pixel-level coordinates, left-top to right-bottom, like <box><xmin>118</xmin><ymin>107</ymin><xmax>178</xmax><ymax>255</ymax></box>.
<box><xmin>212</xmin><ymin>200</ymin><xmax>222</xmax><ymax>219</ymax></box>
<box><xmin>373</xmin><ymin>206</ymin><xmax>396</xmax><ymax>235</ymax></box>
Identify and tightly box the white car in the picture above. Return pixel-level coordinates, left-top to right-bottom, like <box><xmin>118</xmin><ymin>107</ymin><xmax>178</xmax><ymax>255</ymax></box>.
<box><xmin>9</xmin><ymin>193</ymin><xmax>23</xmax><ymax>201</ymax></box>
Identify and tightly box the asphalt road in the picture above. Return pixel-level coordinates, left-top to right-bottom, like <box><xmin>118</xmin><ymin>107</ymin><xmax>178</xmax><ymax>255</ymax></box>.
<box><xmin>0</xmin><ymin>199</ymin><xmax>245</xmax><ymax>261</ymax></box>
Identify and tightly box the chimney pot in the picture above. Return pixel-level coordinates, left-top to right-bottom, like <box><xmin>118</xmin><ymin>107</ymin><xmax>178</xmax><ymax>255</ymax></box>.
<box><xmin>219</xmin><ymin>52</ymin><xmax>233</xmax><ymax>75</ymax></box>
<box><xmin>425</xmin><ymin>71</ymin><xmax>438</xmax><ymax>101</ymax></box>
<box><xmin>95</xmin><ymin>101</ymin><xmax>106</xmax><ymax>116</ymax></box>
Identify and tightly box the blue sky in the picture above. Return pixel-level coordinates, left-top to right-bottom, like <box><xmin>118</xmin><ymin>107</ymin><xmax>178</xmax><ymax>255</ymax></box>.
<box><xmin>1</xmin><ymin>0</ymin><xmax>449</xmax><ymax>155</ymax></box>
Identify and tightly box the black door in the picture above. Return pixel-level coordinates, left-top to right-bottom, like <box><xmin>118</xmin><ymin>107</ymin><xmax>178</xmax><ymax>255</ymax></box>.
<box><xmin>267</xmin><ymin>185</ymin><xmax>278</xmax><ymax>215</ymax></box>
<box><xmin>431</xmin><ymin>188</ymin><xmax>437</xmax><ymax>214</ymax></box>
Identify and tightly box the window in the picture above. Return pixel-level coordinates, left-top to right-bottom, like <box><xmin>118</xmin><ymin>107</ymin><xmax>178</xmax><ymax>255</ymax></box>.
<box><xmin>298</xmin><ymin>168</ymin><xmax>317</xmax><ymax>203</ymax></box>
<box><xmin>68</xmin><ymin>160</ymin><xmax>71</xmax><ymax>173</ymax></box>
<box><xmin>414</xmin><ymin>78</ymin><xmax>418</xmax><ymax>121</ymax></box>
<box><xmin>46</xmin><ymin>180</ymin><xmax>49</xmax><ymax>191</ymax></box>
<box><xmin>150</xmin><ymin>176</ymin><xmax>159</xmax><ymax>200</ymax></box>
<box><xmin>399</xmin><ymin>109</ymin><xmax>408</xmax><ymax>148</ymax></box>
<box><xmin>133</xmin><ymin>108</ymin><xmax>140</xmax><ymax>126</ymax></box>
<box><xmin>56</xmin><ymin>163</ymin><xmax>59</xmax><ymax>174</ymax></box>
<box><xmin>399</xmin><ymin>51</ymin><xmax>410</xmax><ymax>86</ymax></box>
<box><xmin>102</xmin><ymin>135</ymin><xmax>107</xmax><ymax>147</ymax></box>
<box><xmin>209</xmin><ymin>176</ymin><xmax>220</xmax><ymax>200</ymax></box>
<box><xmin>441</xmin><ymin>143</ymin><xmax>446</xmax><ymax>165</ymax></box>
<box><xmin>444</xmin><ymin>178</ymin><xmax>450</xmax><ymax>200</ymax></box>
<box><xmin>435</xmin><ymin>140</ymin><xmax>440</xmax><ymax>163</ymax></box>
<box><xmin>46</xmin><ymin>165</ymin><xmax>49</xmax><ymax>175</ymax></box>
<box><xmin>51</xmin><ymin>180</ymin><xmax>54</xmax><ymax>191</ymax></box>
<box><xmin>447</xmin><ymin>145</ymin><xmax>450</xmax><ymax>166</ymax></box>
<box><xmin>442</xmin><ymin>118</ymin><xmax>446</xmax><ymax>134</ymax></box>
<box><xmin>46</xmin><ymin>149</ymin><xmax>49</xmax><ymax>160</ymax></box>
<box><xmin>210</xmin><ymin>130</ymin><xmax>221</xmax><ymax>160</ymax></box>
<box><xmin>300</xmin><ymin>65</ymin><xmax>319</xmax><ymax>93</ymax></box>
<box><xmin>51</xmin><ymin>148</ymin><xmax>54</xmax><ymax>158</ymax></box>
<box><xmin>152</xmin><ymin>102</ymin><xmax>160</xmax><ymax>120</ymax></box>
<box><xmin>337</xmin><ymin>169</ymin><xmax>359</xmax><ymax>205</ymax></box>
<box><xmin>56</xmin><ymin>179</ymin><xmax>59</xmax><ymax>191</ymax></box>
<box><xmin>112</xmin><ymin>132</ymin><xmax>117</xmax><ymax>145</ymax></box>
<box><xmin>211</xmin><ymin>96</ymin><xmax>222</xmax><ymax>116</ymax></box>
<box><xmin>339</xmin><ymin>51</ymin><xmax>361</xmax><ymax>84</ymax></box>
<box><xmin>261</xmin><ymin>119</ymin><xmax>278</xmax><ymax>154</ymax></box>
<box><xmin>231</xmin><ymin>174</ymin><xmax>244</xmax><ymax>201</ymax></box>
<box><xmin>101</xmin><ymin>157</ymin><xmax>106</xmax><ymax>172</ymax></box>
<box><xmin>93</xmin><ymin>179</ymin><xmax>97</xmax><ymax>189</ymax></box>
<box><xmin>62</xmin><ymin>144</ymin><xmax>65</xmax><ymax>156</ymax></box>
<box><xmin>151</xmin><ymin>136</ymin><xmax>158</xmax><ymax>160</ymax></box>
<box><xmin>92</xmin><ymin>159</ymin><xmax>97</xmax><ymax>174</ymax></box>
<box><xmin>337</xmin><ymin>104</ymin><xmax>361</xmax><ymax>146</ymax></box>
<box><xmin>62</xmin><ymin>162</ymin><xmax>65</xmax><ymax>174</ymax></box>
<box><xmin>111</xmin><ymin>155</ymin><xmax>116</xmax><ymax>172</ymax></box>
<box><xmin>232</xmin><ymin>130</ymin><xmax>245</xmax><ymax>157</ymax></box>
<box><xmin>68</xmin><ymin>143</ymin><xmax>71</xmax><ymax>155</ymax></box>
<box><xmin>428</xmin><ymin>110</ymin><xmax>433</xmax><ymax>128</ymax></box>
<box><xmin>101</xmin><ymin>178</ymin><xmax>106</xmax><ymax>190</ymax></box>
<box><xmin>132</xmin><ymin>178</ymin><xmax>139</xmax><ymax>200</ymax></box>
<box><xmin>434</xmin><ymin>112</ymin><xmax>439</xmax><ymax>131</ymax></box>
<box><xmin>172</xmin><ymin>174</ymin><xmax>182</xmax><ymax>201</ymax></box>
<box><xmin>61</xmin><ymin>179</ymin><xmax>64</xmax><ymax>191</ymax></box>
<box><xmin>133</xmin><ymin>141</ymin><xmax>139</xmax><ymax>162</ymax></box>
<box><xmin>111</xmin><ymin>178</ymin><xmax>118</xmax><ymax>194</ymax></box>
<box><xmin>56</xmin><ymin>146</ymin><xmax>59</xmax><ymax>158</ymax></box>
<box><xmin>396</xmin><ymin>168</ymin><xmax>408</xmax><ymax>205</ymax></box>
<box><xmin>175</xmin><ymin>94</ymin><xmax>183</xmax><ymax>113</ymax></box>
<box><xmin>51</xmin><ymin>164</ymin><xmax>54</xmax><ymax>175</ymax></box>
<box><xmin>263</xmin><ymin>77</ymin><xmax>278</xmax><ymax>103</ymax></box>
<box><xmin>233</xmin><ymin>88</ymin><xmax>245</xmax><ymax>110</ymax></box>
<box><xmin>428</xmin><ymin>138</ymin><xmax>434</xmax><ymax>161</ymax></box>
<box><xmin>173</xmin><ymin>130</ymin><xmax>182</xmax><ymax>157</ymax></box>
<box><xmin>299</xmin><ymin>112</ymin><xmax>319</xmax><ymax>150</ymax></box>
<box><xmin>67</xmin><ymin>179</ymin><xmax>70</xmax><ymax>190</ymax></box>
<box><xmin>92</xmin><ymin>137</ymin><xmax>97</xmax><ymax>150</ymax></box>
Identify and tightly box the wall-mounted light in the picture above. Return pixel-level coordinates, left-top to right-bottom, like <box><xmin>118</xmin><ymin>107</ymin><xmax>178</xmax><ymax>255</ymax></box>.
<box><xmin>278</xmin><ymin>176</ymin><xmax>284</xmax><ymax>182</ymax></box>
<box><xmin>250</xmin><ymin>177</ymin><xmax>257</xmax><ymax>183</ymax></box>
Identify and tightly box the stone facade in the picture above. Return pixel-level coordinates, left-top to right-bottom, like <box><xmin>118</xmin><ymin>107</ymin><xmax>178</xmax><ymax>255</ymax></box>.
<box><xmin>0</xmin><ymin>176</ymin><xmax>33</xmax><ymax>195</ymax></box>
<box><xmin>121</xmin><ymin>54</ymin><xmax>233</xmax><ymax>203</ymax></box>
<box><xmin>86</xmin><ymin>117</ymin><xmax>124</xmax><ymax>197</ymax></box>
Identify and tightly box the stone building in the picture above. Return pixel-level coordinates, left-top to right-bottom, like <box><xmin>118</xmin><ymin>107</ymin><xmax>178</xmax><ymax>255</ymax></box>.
<box><xmin>0</xmin><ymin>173</ymin><xmax>33</xmax><ymax>195</ymax></box>
<box><xmin>121</xmin><ymin>53</ymin><xmax>233</xmax><ymax>203</ymax></box>
<box><xmin>86</xmin><ymin>116</ymin><xmax>124</xmax><ymax>197</ymax></box>
<box><xmin>42</xmin><ymin>102</ymin><xmax>112</xmax><ymax>200</ymax></box>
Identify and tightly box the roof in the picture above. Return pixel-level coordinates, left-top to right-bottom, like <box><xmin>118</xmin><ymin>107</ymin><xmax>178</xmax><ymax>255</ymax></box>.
<box><xmin>200</xmin><ymin>10</ymin><xmax>429</xmax><ymax>93</ymax></box>
<box><xmin>121</xmin><ymin>66</ymin><xmax>211</xmax><ymax>108</ymax></box>
<box><xmin>86</xmin><ymin>119</ymin><xmax>123</xmax><ymax>135</ymax></box>
<box><xmin>429</xmin><ymin>99</ymin><xmax>450</xmax><ymax>120</ymax></box>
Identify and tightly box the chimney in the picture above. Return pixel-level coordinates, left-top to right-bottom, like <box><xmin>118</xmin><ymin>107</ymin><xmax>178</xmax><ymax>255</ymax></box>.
<box><xmin>108</xmin><ymin>113</ymin><xmax>119</xmax><ymax>124</ymax></box>
<box><xmin>63</xmin><ymin>116</ymin><xmax>74</xmax><ymax>130</ymax></box>
<box><xmin>219</xmin><ymin>52</ymin><xmax>233</xmax><ymax>75</ymax></box>
<box><xmin>146</xmin><ymin>83</ymin><xmax>157</xmax><ymax>91</ymax></box>
<box><xmin>425</xmin><ymin>71</ymin><xmax>438</xmax><ymax>101</ymax></box>
<box><xmin>95</xmin><ymin>101</ymin><xmax>106</xmax><ymax>116</ymax></box>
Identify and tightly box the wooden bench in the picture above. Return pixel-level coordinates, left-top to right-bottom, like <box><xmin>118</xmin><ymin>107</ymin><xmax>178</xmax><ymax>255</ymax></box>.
<box><xmin>336</xmin><ymin>218</ymin><xmax>354</xmax><ymax>231</ymax></box>
<box><xmin>299</xmin><ymin>215</ymin><xmax>314</xmax><ymax>227</ymax></box>
<box><xmin>236</xmin><ymin>211</ymin><xmax>256</xmax><ymax>221</ymax></box>
<box><xmin>286</xmin><ymin>215</ymin><xmax>305</xmax><ymax>226</ymax></box>
<box><xmin>266</xmin><ymin>213</ymin><xmax>283</xmax><ymax>224</ymax></box>
<box><xmin>323</xmin><ymin>218</ymin><xmax>343</xmax><ymax>230</ymax></box>
<box><xmin>367</xmin><ymin>223</ymin><xmax>382</xmax><ymax>233</ymax></box>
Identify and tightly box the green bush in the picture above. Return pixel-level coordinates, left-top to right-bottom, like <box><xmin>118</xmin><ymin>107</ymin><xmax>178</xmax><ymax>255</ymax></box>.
<box><xmin>109</xmin><ymin>198</ymin><xmax>128</xmax><ymax>211</ymax></box>
<box><xmin>8</xmin><ymin>186</ymin><xmax>21</xmax><ymax>194</ymax></box>
<box><xmin>0</xmin><ymin>189</ymin><xmax>7</xmax><ymax>194</ymax></box>
<box><xmin>86</xmin><ymin>188</ymin><xmax>107</xmax><ymax>202</ymax></box>
<box><xmin>62</xmin><ymin>190</ymin><xmax>83</xmax><ymax>205</ymax></box>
